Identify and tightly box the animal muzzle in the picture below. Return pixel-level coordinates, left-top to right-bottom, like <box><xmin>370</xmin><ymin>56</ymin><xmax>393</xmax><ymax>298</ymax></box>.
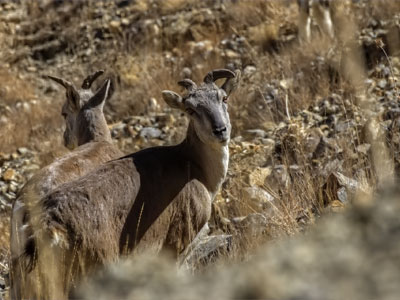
<box><xmin>212</xmin><ymin>125</ymin><xmax>229</xmax><ymax>142</ymax></box>
<box><xmin>63</xmin><ymin>132</ymin><xmax>75</xmax><ymax>150</ymax></box>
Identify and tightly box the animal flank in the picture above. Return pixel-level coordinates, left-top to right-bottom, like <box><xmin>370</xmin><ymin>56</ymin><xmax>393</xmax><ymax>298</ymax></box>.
<box><xmin>9</xmin><ymin>71</ymin><xmax>123</xmax><ymax>300</ymax></box>
<box><xmin>21</xmin><ymin>68</ymin><xmax>240</xmax><ymax>299</ymax></box>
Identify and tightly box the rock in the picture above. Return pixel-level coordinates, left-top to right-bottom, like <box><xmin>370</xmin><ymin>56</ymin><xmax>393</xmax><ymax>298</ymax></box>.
<box><xmin>334</xmin><ymin>172</ymin><xmax>361</xmax><ymax>193</ymax></box>
<box><xmin>337</xmin><ymin>186</ymin><xmax>348</xmax><ymax>204</ymax></box>
<box><xmin>17</xmin><ymin>147</ymin><xmax>29</xmax><ymax>155</ymax></box>
<box><xmin>243</xmin><ymin>129</ymin><xmax>267</xmax><ymax>139</ymax></box>
<box><xmin>109</xmin><ymin>20</ymin><xmax>121</xmax><ymax>32</ymax></box>
<box><xmin>231</xmin><ymin>213</ymin><xmax>268</xmax><ymax>236</ymax></box>
<box><xmin>0</xmin><ymin>195</ymin><xmax>8</xmax><ymax>207</ymax></box>
<box><xmin>260</xmin><ymin>138</ymin><xmax>275</xmax><ymax>149</ymax></box>
<box><xmin>181</xmin><ymin>229</ymin><xmax>232</xmax><ymax>270</ymax></box>
<box><xmin>3</xmin><ymin>168</ymin><xmax>16</xmax><ymax>181</ymax></box>
<box><xmin>279</xmin><ymin>79</ymin><xmax>292</xmax><ymax>90</ymax></box>
<box><xmin>248</xmin><ymin>167</ymin><xmax>272</xmax><ymax>186</ymax></box>
<box><xmin>243</xmin><ymin>186</ymin><xmax>275</xmax><ymax>212</ymax></box>
<box><xmin>121</xmin><ymin>18</ymin><xmax>130</xmax><ymax>26</ymax></box>
<box><xmin>5</xmin><ymin>191</ymin><xmax>16</xmax><ymax>201</ymax></box>
<box><xmin>140</xmin><ymin>127</ymin><xmax>162</xmax><ymax>139</ymax></box>
<box><xmin>356</xmin><ymin>143</ymin><xmax>370</xmax><ymax>154</ymax></box>
<box><xmin>0</xmin><ymin>182</ymin><xmax>7</xmax><ymax>194</ymax></box>
<box><xmin>27</xmin><ymin>66</ymin><xmax>37</xmax><ymax>72</ymax></box>
<box><xmin>8</xmin><ymin>180</ymin><xmax>19</xmax><ymax>193</ymax></box>
<box><xmin>243</xmin><ymin>65</ymin><xmax>256</xmax><ymax>76</ymax></box>
<box><xmin>271</xmin><ymin>165</ymin><xmax>290</xmax><ymax>187</ymax></box>
<box><xmin>224</xmin><ymin>49</ymin><xmax>240</xmax><ymax>59</ymax></box>
<box><xmin>378</xmin><ymin>79</ymin><xmax>387</xmax><ymax>89</ymax></box>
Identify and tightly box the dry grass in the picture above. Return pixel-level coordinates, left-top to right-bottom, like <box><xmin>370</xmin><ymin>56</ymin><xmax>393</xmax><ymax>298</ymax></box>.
<box><xmin>0</xmin><ymin>68</ymin><xmax>62</xmax><ymax>154</ymax></box>
<box><xmin>0</xmin><ymin>0</ymin><xmax>399</xmax><ymax>297</ymax></box>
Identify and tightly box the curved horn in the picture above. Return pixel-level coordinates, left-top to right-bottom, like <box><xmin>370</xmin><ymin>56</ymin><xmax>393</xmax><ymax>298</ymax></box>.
<box><xmin>81</xmin><ymin>70</ymin><xmax>105</xmax><ymax>89</ymax></box>
<box><xmin>203</xmin><ymin>69</ymin><xmax>235</xmax><ymax>84</ymax></box>
<box><xmin>178</xmin><ymin>79</ymin><xmax>197</xmax><ymax>92</ymax></box>
<box><xmin>46</xmin><ymin>75</ymin><xmax>74</xmax><ymax>90</ymax></box>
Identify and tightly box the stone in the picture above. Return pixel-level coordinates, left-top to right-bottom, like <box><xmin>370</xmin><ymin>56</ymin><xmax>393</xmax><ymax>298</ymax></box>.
<box><xmin>121</xmin><ymin>18</ymin><xmax>130</xmax><ymax>26</ymax></box>
<box><xmin>27</xmin><ymin>66</ymin><xmax>37</xmax><ymax>72</ymax></box>
<box><xmin>109</xmin><ymin>20</ymin><xmax>121</xmax><ymax>32</ymax></box>
<box><xmin>140</xmin><ymin>127</ymin><xmax>162</xmax><ymax>139</ymax></box>
<box><xmin>231</xmin><ymin>213</ymin><xmax>268</xmax><ymax>236</ymax></box>
<box><xmin>378</xmin><ymin>79</ymin><xmax>387</xmax><ymax>89</ymax></box>
<box><xmin>248</xmin><ymin>167</ymin><xmax>272</xmax><ymax>186</ymax></box>
<box><xmin>17</xmin><ymin>147</ymin><xmax>29</xmax><ymax>155</ymax></box>
<box><xmin>8</xmin><ymin>180</ymin><xmax>19</xmax><ymax>193</ymax></box>
<box><xmin>3</xmin><ymin>168</ymin><xmax>16</xmax><ymax>181</ymax></box>
<box><xmin>356</xmin><ymin>143</ymin><xmax>371</xmax><ymax>155</ymax></box>
<box><xmin>181</xmin><ymin>230</ymin><xmax>232</xmax><ymax>270</ymax></box>
<box><xmin>243</xmin><ymin>186</ymin><xmax>275</xmax><ymax>212</ymax></box>
<box><xmin>337</xmin><ymin>186</ymin><xmax>348</xmax><ymax>204</ymax></box>
<box><xmin>244</xmin><ymin>129</ymin><xmax>267</xmax><ymax>139</ymax></box>
<box><xmin>224</xmin><ymin>49</ymin><xmax>240</xmax><ymax>59</ymax></box>
<box><xmin>243</xmin><ymin>65</ymin><xmax>256</xmax><ymax>76</ymax></box>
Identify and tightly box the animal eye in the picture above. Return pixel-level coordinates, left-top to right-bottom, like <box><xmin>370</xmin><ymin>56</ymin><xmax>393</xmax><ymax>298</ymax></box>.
<box><xmin>61</xmin><ymin>112</ymin><xmax>67</xmax><ymax>119</ymax></box>
<box><xmin>222</xmin><ymin>96</ymin><xmax>228</xmax><ymax>103</ymax></box>
<box><xmin>185</xmin><ymin>108</ymin><xmax>196</xmax><ymax>116</ymax></box>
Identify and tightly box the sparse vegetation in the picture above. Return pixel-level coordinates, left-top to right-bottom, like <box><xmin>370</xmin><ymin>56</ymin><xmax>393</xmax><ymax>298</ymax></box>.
<box><xmin>0</xmin><ymin>0</ymin><xmax>399</xmax><ymax>298</ymax></box>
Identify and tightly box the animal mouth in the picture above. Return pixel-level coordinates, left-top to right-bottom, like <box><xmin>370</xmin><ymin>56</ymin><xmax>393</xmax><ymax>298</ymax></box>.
<box><xmin>219</xmin><ymin>137</ymin><xmax>229</xmax><ymax>144</ymax></box>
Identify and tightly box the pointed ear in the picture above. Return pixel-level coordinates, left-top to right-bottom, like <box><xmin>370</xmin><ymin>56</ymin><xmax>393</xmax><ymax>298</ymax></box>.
<box><xmin>221</xmin><ymin>70</ymin><xmax>241</xmax><ymax>96</ymax></box>
<box><xmin>106</xmin><ymin>76</ymin><xmax>115</xmax><ymax>101</ymax></box>
<box><xmin>162</xmin><ymin>90</ymin><xmax>184</xmax><ymax>110</ymax></box>
<box><xmin>86</xmin><ymin>79</ymin><xmax>111</xmax><ymax>110</ymax></box>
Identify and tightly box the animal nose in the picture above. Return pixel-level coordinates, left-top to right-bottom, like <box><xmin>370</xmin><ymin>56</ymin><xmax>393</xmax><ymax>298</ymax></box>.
<box><xmin>213</xmin><ymin>126</ymin><xmax>227</xmax><ymax>136</ymax></box>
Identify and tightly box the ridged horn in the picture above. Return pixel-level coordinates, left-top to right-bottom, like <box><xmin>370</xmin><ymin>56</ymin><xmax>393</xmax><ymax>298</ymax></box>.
<box><xmin>178</xmin><ymin>79</ymin><xmax>197</xmax><ymax>92</ymax></box>
<box><xmin>46</xmin><ymin>75</ymin><xmax>74</xmax><ymax>90</ymax></box>
<box><xmin>203</xmin><ymin>69</ymin><xmax>235</xmax><ymax>84</ymax></box>
<box><xmin>81</xmin><ymin>70</ymin><xmax>105</xmax><ymax>89</ymax></box>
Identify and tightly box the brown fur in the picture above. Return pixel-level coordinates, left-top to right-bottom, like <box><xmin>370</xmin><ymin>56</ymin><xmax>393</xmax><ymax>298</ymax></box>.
<box><xmin>9</xmin><ymin>73</ymin><xmax>123</xmax><ymax>299</ymax></box>
<box><xmin>24</xmin><ymin>69</ymin><xmax>240</xmax><ymax>299</ymax></box>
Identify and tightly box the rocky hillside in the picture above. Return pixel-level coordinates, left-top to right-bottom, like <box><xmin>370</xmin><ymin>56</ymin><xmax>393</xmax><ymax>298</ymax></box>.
<box><xmin>0</xmin><ymin>0</ymin><xmax>400</xmax><ymax>298</ymax></box>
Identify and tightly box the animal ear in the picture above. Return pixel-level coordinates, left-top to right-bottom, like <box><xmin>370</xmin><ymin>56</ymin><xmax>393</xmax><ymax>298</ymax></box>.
<box><xmin>221</xmin><ymin>69</ymin><xmax>241</xmax><ymax>96</ymax></box>
<box><xmin>162</xmin><ymin>90</ymin><xmax>184</xmax><ymax>110</ymax></box>
<box><xmin>47</xmin><ymin>75</ymin><xmax>81</xmax><ymax>110</ymax></box>
<box><xmin>86</xmin><ymin>79</ymin><xmax>111</xmax><ymax>110</ymax></box>
<box><xmin>105</xmin><ymin>76</ymin><xmax>115</xmax><ymax>101</ymax></box>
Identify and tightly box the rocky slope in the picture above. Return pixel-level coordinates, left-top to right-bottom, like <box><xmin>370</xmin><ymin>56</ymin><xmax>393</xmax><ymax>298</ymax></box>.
<box><xmin>0</xmin><ymin>0</ymin><xmax>399</xmax><ymax>298</ymax></box>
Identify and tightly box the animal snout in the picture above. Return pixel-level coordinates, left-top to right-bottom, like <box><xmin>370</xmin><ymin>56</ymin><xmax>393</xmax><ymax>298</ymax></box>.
<box><xmin>212</xmin><ymin>126</ymin><xmax>227</xmax><ymax>136</ymax></box>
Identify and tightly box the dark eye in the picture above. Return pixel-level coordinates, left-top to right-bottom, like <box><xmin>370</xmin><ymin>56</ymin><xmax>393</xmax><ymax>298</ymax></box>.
<box><xmin>185</xmin><ymin>108</ymin><xmax>195</xmax><ymax>116</ymax></box>
<box><xmin>222</xmin><ymin>96</ymin><xmax>228</xmax><ymax>103</ymax></box>
<box><xmin>61</xmin><ymin>112</ymin><xmax>67</xmax><ymax>119</ymax></box>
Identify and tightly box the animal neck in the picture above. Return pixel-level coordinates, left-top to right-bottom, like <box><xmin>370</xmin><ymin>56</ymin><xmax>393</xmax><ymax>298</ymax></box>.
<box><xmin>182</xmin><ymin>121</ymin><xmax>229</xmax><ymax>199</ymax></box>
<box><xmin>77</xmin><ymin>109</ymin><xmax>112</xmax><ymax>146</ymax></box>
